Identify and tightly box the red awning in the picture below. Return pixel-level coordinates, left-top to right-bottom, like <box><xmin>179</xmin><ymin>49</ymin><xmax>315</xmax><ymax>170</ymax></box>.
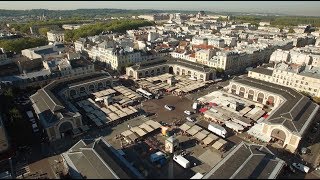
<box><xmin>199</xmin><ymin>108</ymin><xmax>208</xmax><ymax>113</ymax></box>
<box><xmin>263</xmin><ymin>114</ymin><xmax>269</xmax><ymax>119</ymax></box>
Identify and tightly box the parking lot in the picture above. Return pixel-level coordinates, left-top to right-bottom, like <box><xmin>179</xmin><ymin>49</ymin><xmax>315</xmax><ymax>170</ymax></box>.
<box><xmin>141</xmin><ymin>95</ymin><xmax>195</xmax><ymax>124</ymax></box>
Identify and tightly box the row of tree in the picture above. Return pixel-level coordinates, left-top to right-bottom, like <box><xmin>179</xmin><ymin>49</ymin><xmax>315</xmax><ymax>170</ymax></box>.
<box><xmin>234</xmin><ymin>15</ymin><xmax>320</xmax><ymax>27</ymax></box>
<box><xmin>64</xmin><ymin>19</ymin><xmax>154</xmax><ymax>41</ymax></box>
<box><xmin>0</xmin><ymin>37</ymin><xmax>48</xmax><ymax>53</ymax></box>
<box><xmin>10</xmin><ymin>18</ymin><xmax>92</xmax><ymax>34</ymax></box>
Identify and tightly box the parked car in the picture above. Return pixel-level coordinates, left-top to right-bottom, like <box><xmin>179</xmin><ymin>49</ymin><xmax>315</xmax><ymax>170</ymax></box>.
<box><xmin>184</xmin><ymin>110</ymin><xmax>192</xmax><ymax>115</ymax></box>
<box><xmin>292</xmin><ymin>163</ymin><xmax>310</xmax><ymax>173</ymax></box>
<box><xmin>29</xmin><ymin>118</ymin><xmax>36</xmax><ymax>123</ymax></box>
<box><xmin>186</xmin><ymin>116</ymin><xmax>196</xmax><ymax>122</ymax></box>
<box><xmin>32</xmin><ymin>123</ymin><xmax>39</xmax><ymax>133</ymax></box>
<box><xmin>164</xmin><ymin>105</ymin><xmax>174</xmax><ymax>111</ymax></box>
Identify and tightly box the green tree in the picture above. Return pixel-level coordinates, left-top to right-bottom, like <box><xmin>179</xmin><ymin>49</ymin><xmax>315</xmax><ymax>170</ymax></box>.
<box><xmin>3</xmin><ymin>87</ymin><xmax>13</xmax><ymax>99</ymax></box>
<box><xmin>0</xmin><ymin>37</ymin><xmax>48</xmax><ymax>53</ymax></box>
<box><xmin>38</xmin><ymin>27</ymin><xmax>50</xmax><ymax>36</ymax></box>
<box><xmin>8</xmin><ymin>107</ymin><xmax>22</xmax><ymax>123</ymax></box>
<box><xmin>288</xmin><ymin>27</ymin><xmax>295</xmax><ymax>33</ymax></box>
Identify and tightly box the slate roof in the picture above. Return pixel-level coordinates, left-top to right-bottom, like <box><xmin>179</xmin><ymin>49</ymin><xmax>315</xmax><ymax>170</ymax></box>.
<box><xmin>232</xmin><ymin>76</ymin><xmax>319</xmax><ymax>136</ymax></box>
<box><xmin>129</xmin><ymin>57</ymin><xmax>214</xmax><ymax>73</ymax></box>
<box><xmin>203</xmin><ymin>141</ymin><xmax>285</xmax><ymax>179</ymax></box>
<box><xmin>64</xmin><ymin>138</ymin><xmax>144</xmax><ymax>179</ymax></box>
<box><xmin>30</xmin><ymin>72</ymin><xmax>111</xmax><ymax>128</ymax></box>
<box><xmin>249</xmin><ymin>67</ymin><xmax>273</xmax><ymax>76</ymax></box>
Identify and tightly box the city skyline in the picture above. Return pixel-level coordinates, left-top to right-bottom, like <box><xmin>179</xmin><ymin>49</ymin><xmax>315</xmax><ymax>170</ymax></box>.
<box><xmin>0</xmin><ymin>1</ymin><xmax>320</xmax><ymax>17</ymax></box>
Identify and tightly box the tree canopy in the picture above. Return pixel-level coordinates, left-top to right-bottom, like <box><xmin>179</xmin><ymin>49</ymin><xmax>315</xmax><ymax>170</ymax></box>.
<box><xmin>65</xmin><ymin>19</ymin><xmax>154</xmax><ymax>42</ymax></box>
<box><xmin>0</xmin><ymin>37</ymin><xmax>48</xmax><ymax>53</ymax></box>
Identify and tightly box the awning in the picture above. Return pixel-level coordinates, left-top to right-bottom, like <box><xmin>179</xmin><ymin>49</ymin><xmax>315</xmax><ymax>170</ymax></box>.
<box><xmin>212</xmin><ymin>138</ymin><xmax>227</xmax><ymax>150</ymax></box>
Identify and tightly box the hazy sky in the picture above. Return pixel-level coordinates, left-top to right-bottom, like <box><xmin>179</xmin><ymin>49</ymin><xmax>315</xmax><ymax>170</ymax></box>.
<box><xmin>1</xmin><ymin>1</ymin><xmax>320</xmax><ymax>16</ymax></box>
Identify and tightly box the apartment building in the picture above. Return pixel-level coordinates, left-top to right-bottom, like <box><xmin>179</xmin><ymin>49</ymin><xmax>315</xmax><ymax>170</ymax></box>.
<box><xmin>195</xmin><ymin>49</ymin><xmax>216</xmax><ymax>64</ymax></box>
<box><xmin>248</xmin><ymin>63</ymin><xmax>320</xmax><ymax>97</ymax></box>
<box><xmin>270</xmin><ymin>48</ymin><xmax>320</xmax><ymax>67</ymax></box>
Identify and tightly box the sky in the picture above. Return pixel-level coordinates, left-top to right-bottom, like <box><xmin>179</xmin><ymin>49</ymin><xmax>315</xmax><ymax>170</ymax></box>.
<box><xmin>0</xmin><ymin>1</ymin><xmax>320</xmax><ymax>16</ymax></box>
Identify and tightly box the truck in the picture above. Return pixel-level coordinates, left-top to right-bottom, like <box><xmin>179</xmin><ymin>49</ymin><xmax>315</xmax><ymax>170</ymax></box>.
<box><xmin>292</xmin><ymin>163</ymin><xmax>310</xmax><ymax>173</ymax></box>
<box><xmin>208</xmin><ymin>123</ymin><xmax>227</xmax><ymax>138</ymax></box>
<box><xmin>150</xmin><ymin>151</ymin><xmax>166</xmax><ymax>163</ymax></box>
<box><xmin>173</xmin><ymin>155</ymin><xmax>190</xmax><ymax>168</ymax></box>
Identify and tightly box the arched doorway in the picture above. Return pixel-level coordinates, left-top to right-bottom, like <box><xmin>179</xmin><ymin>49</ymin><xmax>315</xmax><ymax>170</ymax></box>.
<box><xmin>145</xmin><ymin>70</ymin><xmax>149</xmax><ymax>77</ymax></box>
<box><xmin>169</xmin><ymin>67</ymin><xmax>174</xmax><ymax>74</ymax></box>
<box><xmin>105</xmin><ymin>80</ymin><xmax>111</xmax><ymax>86</ymax></box>
<box><xmin>209</xmin><ymin>73</ymin><xmax>214</xmax><ymax>80</ymax></box>
<box><xmin>271</xmin><ymin>129</ymin><xmax>286</xmax><ymax>146</ymax></box>
<box><xmin>98</xmin><ymin>82</ymin><xmax>104</xmax><ymax>89</ymax></box>
<box><xmin>59</xmin><ymin>121</ymin><xmax>73</xmax><ymax>137</ymax></box>
<box><xmin>257</xmin><ymin>93</ymin><xmax>264</xmax><ymax>103</ymax></box>
<box><xmin>70</xmin><ymin>89</ymin><xmax>77</xmax><ymax>97</ymax></box>
<box><xmin>129</xmin><ymin>70</ymin><xmax>134</xmax><ymax>77</ymax></box>
<box><xmin>88</xmin><ymin>84</ymin><xmax>95</xmax><ymax>92</ymax></box>
<box><xmin>231</xmin><ymin>85</ymin><xmax>237</xmax><ymax>94</ymax></box>
<box><xmin>239</xmin><ymin>87</ymin><xmax>245</xmax><ymax>97</ymax></box>
<box><xmin>151</xmin><ymin>69</ymin><xmax>155</xmax><ymax>76</ymax></box>
<box><xmin>267</xmin><ymin>96</ymin><xmax>275</xmax><ymax>106</ymax></box>
<box><xmin>200</xmin><ymin>74</ymin><xmax>204</xmax><ymax>80</ymax></box>
<box><xmin>79</xmin><ymin>87</ymin><xmax>86</xmax><ymax>93</ymax></box>
<box><xmin>187</xmin><ymin>70</ymin><xmax>191</xmax><ymax>77</ymax></box>
<box><xmin>248</xmin><ymin>89</ymin><xmax>254</xmax><ymax>100</ymax></box>
<box><xmin>182</xmin><ymin>69</ymin><xmax>186</xmax><ymax>75</ymax></box>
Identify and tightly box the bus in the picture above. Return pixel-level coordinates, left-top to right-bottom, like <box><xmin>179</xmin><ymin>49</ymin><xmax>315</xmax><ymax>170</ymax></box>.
<box><xmin>136</xmin><ymin>88</ymin><xmax>154</xmax><ymax>99</ymax></box>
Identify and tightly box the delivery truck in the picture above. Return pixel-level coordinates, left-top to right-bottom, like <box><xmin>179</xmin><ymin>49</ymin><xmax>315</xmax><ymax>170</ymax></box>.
<box><xmin>173</xmin><ymin>155</ymin><xmax>190</xmax><ymax>168</ymax></box>
<box><xmin>208</xmin><ymin>123</ymin><xmax>227</xmax><ymax>138</ymax></box>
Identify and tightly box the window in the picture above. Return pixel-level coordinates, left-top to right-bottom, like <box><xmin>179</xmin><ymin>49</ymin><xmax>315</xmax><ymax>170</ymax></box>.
<box><xmin>305</xmin><ymin>82</ymin><xmax>308</xmax><ymax>85</ymax></box>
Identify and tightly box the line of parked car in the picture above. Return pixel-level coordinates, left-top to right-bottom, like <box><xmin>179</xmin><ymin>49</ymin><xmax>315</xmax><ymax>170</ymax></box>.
<box><xmin>26</xmin><ymin>110</ymin><xmax>39</xmax><ymax>133</ymax></box>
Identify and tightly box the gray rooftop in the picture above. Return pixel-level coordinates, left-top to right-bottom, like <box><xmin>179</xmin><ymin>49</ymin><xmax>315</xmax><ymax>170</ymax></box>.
<box><xmin>130</xmin><ymin>57</ymin><xmax>214</xmax><ymax>73</ymax></box>
<box><xmin>64</xmin><ymin>138</ymin><xmax>144</xmax><ymax>179</ymax></box>
<box><xmin>232</xmin><ymin>76</ymin><xmax>319</xmax><ymax>136</ymax></box>
<box><xmin>30</xmin><ymin>72</ymin><xmax>111</xmax><ymax>128</ymax></box>
<box><xmin>250</xmin><ymin>67</ymin><xmax>273</xmax><ymax>76</ymax></box>
<box><xmin>203</xmin><ymin>141</ymin><xmax>285</xmax><ymax>179</ymax></box>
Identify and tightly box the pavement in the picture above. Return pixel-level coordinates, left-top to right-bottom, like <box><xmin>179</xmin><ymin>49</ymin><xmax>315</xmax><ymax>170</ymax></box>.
<box><xmin>141</xmin><ymin>95</ymin><xmax>194</xmax><ymax>124</ymax></box>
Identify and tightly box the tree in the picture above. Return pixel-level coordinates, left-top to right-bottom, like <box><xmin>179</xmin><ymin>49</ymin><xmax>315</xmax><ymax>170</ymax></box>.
<box><xmin>38</xmin><ymin>27</ymin><xmax>50</xmax><ymax>36</ymax></box>
<box><xmin>8</xmin><ymin>107</ymin><xmax>22</xmax><ymax>123</ymax></box>
<box><xmin>0</xmin><ymin>37</ymin><xmax>48</xmax><ymax>53</ymax></box>
<box><xmin>3</xmin><ymin>87</ymin><xmax>13</xmax><ymax>99</ymax></box>
<box><xmin>288</xmin><ymin>27</ymin><xmax>295</xmax><ymax>33</ymax></box>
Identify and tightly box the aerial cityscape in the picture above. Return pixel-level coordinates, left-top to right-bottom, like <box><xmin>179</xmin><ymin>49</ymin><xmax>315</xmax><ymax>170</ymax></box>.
<box><xmin>1</xmin><ymin>1</ymin><xmax>320</xmax><ymax>179</ymax></box>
